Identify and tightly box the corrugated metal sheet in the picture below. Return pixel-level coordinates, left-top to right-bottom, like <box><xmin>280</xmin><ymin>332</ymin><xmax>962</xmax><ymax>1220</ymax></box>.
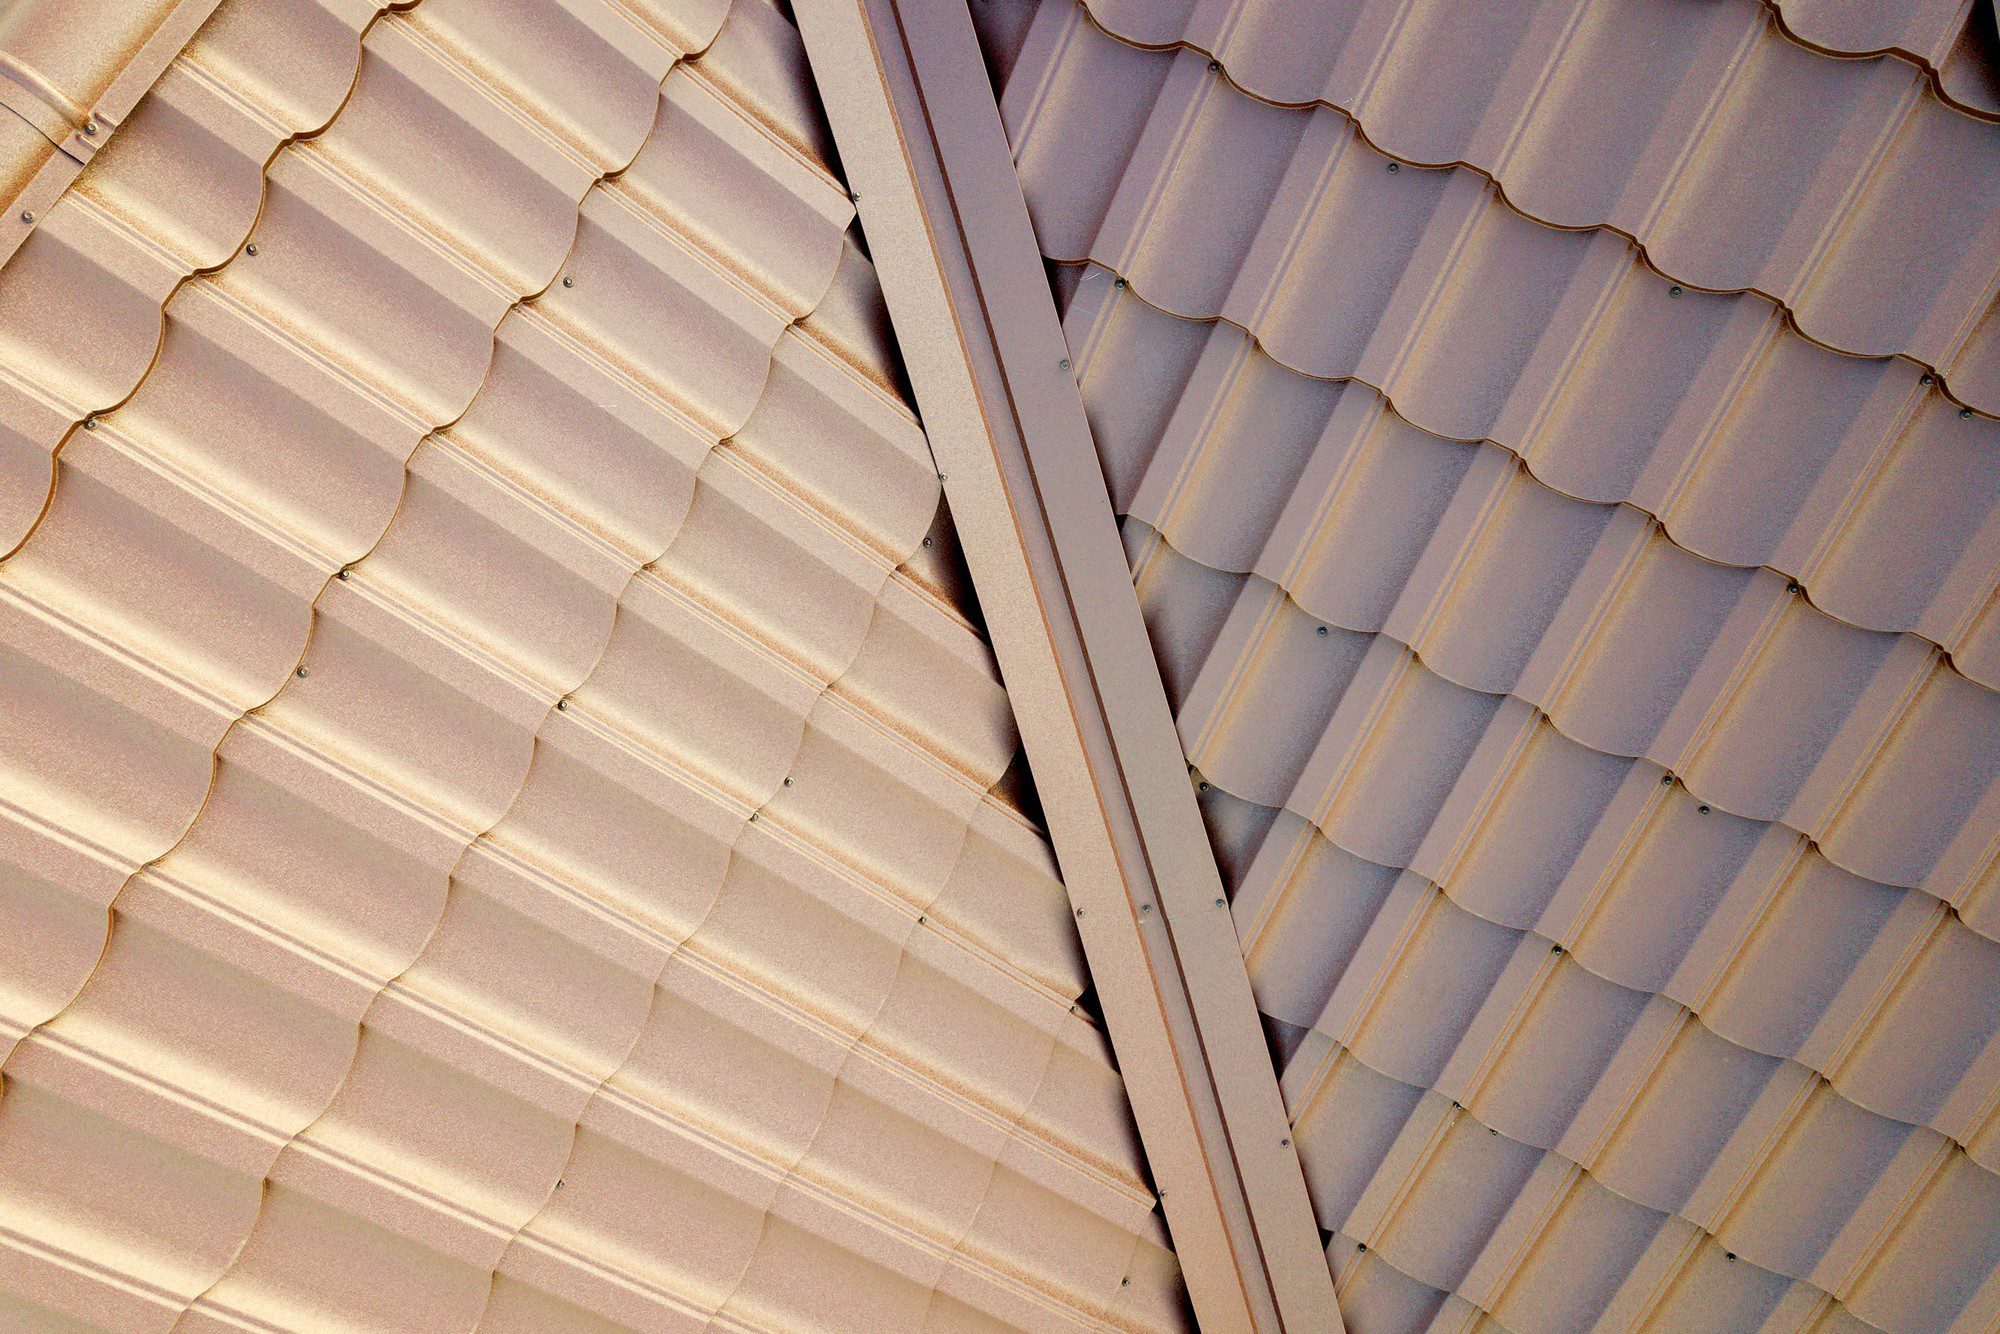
<box><xmin>989</xmin><ymin>0</ymin><xmax>2000</xmax><ymax>1329</ymax></box>
<box><xmin>0</xmin><ymin>0</ymin><xmax>1189</xmax><ymax>1328</ymax></box>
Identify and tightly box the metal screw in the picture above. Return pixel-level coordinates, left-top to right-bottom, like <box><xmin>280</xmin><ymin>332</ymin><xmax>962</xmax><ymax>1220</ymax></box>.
<box><xmin>1386</xmin><ymin>161</ymin><xmax>1400</xmax><ymax>174</ymax></box>
<box><xmin>1488</xmin><ymin>1126</ymin><xmax>1498</xmax><ymax>1136</ymax></box>
<box><xmin>81</xmin><ymin>416</ymin><xmax>96</xmax><ymax>431</ymax></box>
<box><xmin>1550</xmin><ymin>943</ymin><xmax>1564</xmax><ymax>955</ymax></box>
<box><xmin>1075</xmin><ymin>907</ymin><xmax>1085</xmax><ymax>918</ymax></box>
<box><xmin>1787</xmin><ymin>581</ymin><xmax>1802</xmax><ymax>594</ymax></box>
<box><xmin>555</xmin><ymin>699</ymin><xmax>568</xmax><ymax>711</ymax></box>
<box><xmin>245</xmin><ymin>243</ymin><xmax>259</xmax><ymax>257</ymax></box>
<box><xmin>1698</xmin><ymin>804</ymin><xmax>1711</xmax><ymax>814</ymax></box>
<box><xmin>1139</xmin><ymin>903</ymin><xmax>1152</xmax><ymax>914</ymax></box>
<box><xmin>1207</xmin><ymin>59</ymin><xmax>1220</xmax><ymax>72</ymax></box>
<box><xmin>17</xmin><ymin>210</ymin><xmax>30</xmax><ymax>224</ymax></box>
<box><xmin>336</xmin><ymin>567</ymin><xmax>351</xmax><ymax>581</ymax></box>
<box><xmin>1316</xmin><ymin>625</ymin><xmax>1329</xmax><ymax>637</ymax></box>
<box><xmin>1114</xmin><ymin>276</ymin><xmax>1127</xmax><ymax>289</ymax></box>
<box><xmin>1356</xmin><ymin>1243</ymin><xmax>1367</xmax><ymax>1254</ymax></box>
<box><xmin>783</xmin><ymin>776</ymin><xmax>793</xmax><ymax>786</ymax></box>
<box><xmin>748</xmin><ymin>810</ymin><xmax>758</xmax><ymax>821</ymax></box>
<box><xmin>1215</xmin><ymin>897</ymin><xmax>1226</xmax><ymax>908</ymax></box>
<box><xmin>561</xmin><ymin>276</ymin><xmax>574</xmax><ymax>288</ymax></box>
<box><xmin>83</xmin><ymin>120</ymin><xmax>98</xmax><ymax>136</ymax></box>
<box><xmin>1669</xmin><ymin>285</ymin><xmax>1683</xmax><ymax>296</ymax></box>
<box><xmin>1120</xmin><ymin>1277</ymin><xmax>1131</xmax><ymax>1288</ymax></box>
<box><xmin>938</xmin><ymin>471</ymin><xmax>948</xmax><ymax>482</ymax></box>
<box><xmin>1921</xmin><ymin>373</ymin><xmax>1935</xmax><ymax>386</ymax></box>
<box><xmin>1280</xmin><ymin>1137</ymin><xmax>1290</xmax><ymax>1147</ymax></box>
<box><xmin>1961</xmin><ymin>407</ymin><xmax>1975</xmax><ymax>419</ymax></box>
<box><xmin>1058</xmin><ymin>357</ymin><xmax>1070</xmax><ymax>371</ymax></box>
<box><xmin>556</xmin><ymin>1179</ymin><xmax>564</xmax><ymax>1189</ymax></box>
<box><xmin>295</xmin><ymin>665</ymin><xmax>309</xmax><ymax>678</ymax></box>
<box><xmin>1725</xmin><ymin>1252</ymin><xmax>1737</xmax><ymax>1263</ymax></box>
<box><xmin>1197</xmin><ymin>780</ymin><xmax>1209</xmax><ymax>792</ymax></box>
<box><xmin>917</xmin><ymin>914</ymin><xmax>927</xmax><ymax>924</ymax></box>
<box><xmin>922</xmin><ymin>536</ymin><xmax>932</xmax><ymax>548</ymax></box>
<box><xmin>1660</xmin><ymin>773</ymin><xmax>1674</xmax><ymax>785</ymax></box>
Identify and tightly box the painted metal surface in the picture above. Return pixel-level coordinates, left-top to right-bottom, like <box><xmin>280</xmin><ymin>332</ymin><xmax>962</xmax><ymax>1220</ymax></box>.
<box><xmin>981</xmin><ymin>0</ymin><xmax>2000</xmax><ymax>1328</ymax></box>
<box><xmin>0</xmin><ymin>0</ymin><xmax>1190</xmax><ymax>1327</ymax></box>
<box><xmin>792</xmin><ymin>2</ymin><xmax>1341</xmax><ymax>1329</ymax></box>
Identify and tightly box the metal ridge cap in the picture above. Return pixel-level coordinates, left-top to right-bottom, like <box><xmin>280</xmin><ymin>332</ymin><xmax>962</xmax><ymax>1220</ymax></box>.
<box><xmin>789</xmin><ymin>2</ymin><xmax>1342</xmax><ymax>1329</ymax></box>
<box><xmin>0</xmin><ymin>0</ymin><xmax>229</xmax><ymax>272</ymax></box>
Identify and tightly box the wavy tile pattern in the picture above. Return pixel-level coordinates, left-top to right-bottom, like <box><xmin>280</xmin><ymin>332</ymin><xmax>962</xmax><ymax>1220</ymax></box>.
<box><xmin>0</xmin><ymin>0</ymin><xmax>1189</xmax><ymax>1328</ymax></box>
<box><xmin>987</xmin><ymin>0</ymin><xmax>2000</xmax><ymax>1329</ymax></box>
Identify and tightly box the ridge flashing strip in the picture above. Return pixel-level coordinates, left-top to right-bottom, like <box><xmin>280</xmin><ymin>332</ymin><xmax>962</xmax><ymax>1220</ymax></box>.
<box><xmin>791</xmin><ymin>3</ymin><xmax>1342</xmax><ymax>1330</ymax></box>
<box><xmin>0</xmin><ymin>0</ymin><xmax>228</xmax><ymax>272</ymax></box>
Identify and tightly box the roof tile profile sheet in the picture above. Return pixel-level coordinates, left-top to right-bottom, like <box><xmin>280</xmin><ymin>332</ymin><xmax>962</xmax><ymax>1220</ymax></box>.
<box><xmin>0</xmin><ymin>0</ymin><xmax>1189</xmax><ymax>1328</ymax></box>
<box><xmin>986</xmin><ymin>0</ymin><xmax>2000</xmax><ymax>1329</ymax></box>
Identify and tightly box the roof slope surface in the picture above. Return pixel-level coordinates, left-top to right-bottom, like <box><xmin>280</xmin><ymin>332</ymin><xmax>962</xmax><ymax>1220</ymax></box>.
<box><xmin>0</xmin><ymin>0</ymin><xmax>1188</xmax><ymax>1328</ymax></box>
<box><xmin>985</xmin><ymin>0</ymin><xmax>2000</xmax><ymax>1329</ymax></box>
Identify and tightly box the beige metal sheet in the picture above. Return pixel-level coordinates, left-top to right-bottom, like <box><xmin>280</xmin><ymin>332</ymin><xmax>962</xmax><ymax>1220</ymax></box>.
<box><xmin>0</xmin><ymin>0</ymin><xmax>1189</xmax><ymax>1327</ymax></box>
<box><xmin>986</xmin><ymin>0</ymin><xmax>2000</xmax><ymax>1328</ymax></box>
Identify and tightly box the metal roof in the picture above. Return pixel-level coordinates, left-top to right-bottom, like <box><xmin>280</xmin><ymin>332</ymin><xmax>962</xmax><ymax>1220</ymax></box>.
<box><xmin>5</xmin><ymin>0</ymin><xmax>2000</xmax><ymax>1328</ymax></box>
<box><xmin>0</xmin><ymin>0</ymin><xmax>1187</xmax><ymax>1327</ymax></box>
<box><xmin>982</xmin><ymin>0</ymin><xmax>2000</xmax><ymax>1328</ymax></box>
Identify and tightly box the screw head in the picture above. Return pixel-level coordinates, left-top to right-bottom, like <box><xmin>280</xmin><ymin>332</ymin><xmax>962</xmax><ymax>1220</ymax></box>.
<box><xmin>1197</xmin><ymin>780</ymin><xmax>1209</xmax><ymax>792</ymax></box>
<box><xmin>1058</xmin><ymin>357</ymin><xmax>1070</xmax><ymax>371</ymax></box>
<box><xmin>1280</xmin><ymin>1137</ymin><xmax>1290</xmax><ymax>1147</ymax></box>
<box><xmin>336</xmin><ymin>567</ymin><xmax>351</xmax><ymax>581</ymax></box>
<box><xmin>1215</xmin><ymin>897</ymin><xmax>1226</xmax><ymax>908</ymax></box>
<box><xmin>1698</xmin><ymin>803</ymin><xmax>1711</xmax><ymax>814</ymax></box>
<box><xmin>1075</xmin><ymin>907</ymin><xmax>1084</xmax><ymax>918</ymax></box>
<box><xmin>17</xmin><ymin>210</ymin><xmax>30</xmax><ymax>224</ymax></box>
<box><xmin>1661</xmin><ymin>773</ymin><xmax>1674</xmax><ymax>785</ymax></box>
<box><xmin>1113</xmin><ymin>276</ymin><xmax>1127</xmax><ymax>289</ymax></box>
<box><xmin>1921</xmin><ymin>373</ymin><xmax>1935</xmax><ymax>386</ymax></box>
<box><xmin>1386</xmin><ymin>161</ymin><xmax>1400</xmax><ymax>174</ymax></box>
<box><xmin>295</xmin><ymin>665</ymin><xmax>308</xmax><ymax>678</ymax></box>
<box><xmin>1316</xmin><ymin>625</ymin><xmax>1329</xmax><ymax>637</ymax></box>
<box><xmin>561</xmin><ymin>275</ymin><xmax>574</xmax><ymax>288</ymax></box>
<box><xmin>917</xmin><ymin>914</ymin><xmax>926</xmax><ymax>925</ymax></box>
<box><xmin>1961</xmin><ymin>407</ymin><xmax>1975</xmax><ymax>419</ymax></box>
<box><xmin>782</xmin><ymin>776</ymin><xmax>793</xmax><ymax>786</ymax></box>
<box><xmin>1207</xmin><ymin>59</ymin><xmax>1220</xmax><ymax>72</ymax></box>
<box><xmin>83</xmin><ymin>120</ymin><xmax>98</xmax><ymax>136</ymax></box>
<box><xmin>245</xmin><ymin>243</ymin><xmax>259</xmax><ymax>257</ymax></box>
<box><xmin>1356</xmin><ymin>1243</ymin><xmax>1367</xmax><ymax>1253</ymax></box>
<box><xmin>921</xmin><ymin>536</ymin><xmax>932</xmax><ymax>548</ymax></box>
<box><xmin>1669</xmin><ymin>285</ymin><xmax>1683</xmax><ymax>296</ymax></box>
<box><xmin>81</xmin><ymin>416</ymin><xmax>96</xmax><ymax>431</ymax></box>
<box><xmin>1787</xmin><ymin>581</ymin><xmax>1802</xmax><ymax>594</ymax></box>
<box><xmin>1550</xmin><ymin>943</ymin><xmax>1564</xmax><ymax>955</ymax></box>
<box><xmin>555</xmin><ymin>699</ymin><xmax>568</xmax><ymax>711</ymax></box>
<box><xmin>938</xmin><ymin>471</ymin><xmax>947</xmax><ymax>482</ymax></box>
<box><xmin>1139</xmin><ymin>903</ymin><xmax>1152</xmax><ymax>914</ymax></box>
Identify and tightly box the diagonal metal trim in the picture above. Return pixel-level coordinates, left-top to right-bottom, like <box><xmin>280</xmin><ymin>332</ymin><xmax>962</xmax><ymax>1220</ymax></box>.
<box><xmin>0</xmin><ymin>0</ymin><xmax>228</xmax><ymax>272</ymax></box>
<box><xmin>792</xmin><ymin>3</ymin><xmax>1342</xmax><ymax>1329</ymax></box>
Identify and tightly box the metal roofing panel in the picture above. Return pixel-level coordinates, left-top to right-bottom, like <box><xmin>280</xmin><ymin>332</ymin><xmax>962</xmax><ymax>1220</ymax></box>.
<box><xmin>0</xmin><ymin>0</ymin><xmax>1191</xmax><ymax>1327</ymax></box>
<box><xmin>988</xmin><ymin>0</ymin><xmax>2000</xmax><ymax>1327</ymax></box>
